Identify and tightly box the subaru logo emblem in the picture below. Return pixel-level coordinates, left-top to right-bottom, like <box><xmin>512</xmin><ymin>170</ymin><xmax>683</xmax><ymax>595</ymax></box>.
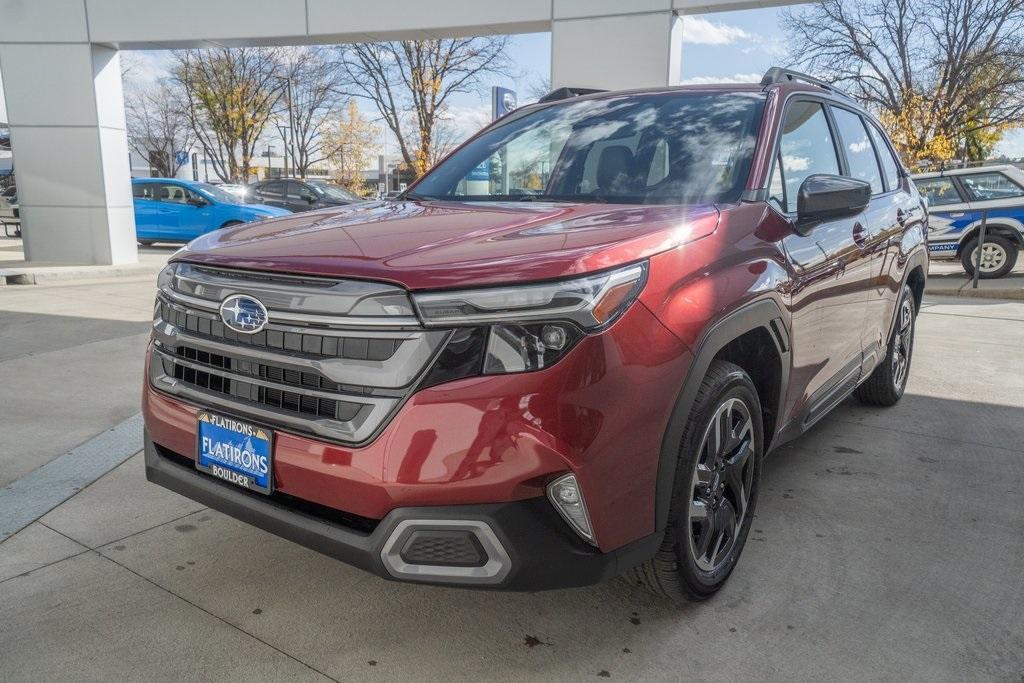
<box><xmin>219</xmin><ymin>294</ymin><xmax>269</xmax><ymax>334</ymax></box>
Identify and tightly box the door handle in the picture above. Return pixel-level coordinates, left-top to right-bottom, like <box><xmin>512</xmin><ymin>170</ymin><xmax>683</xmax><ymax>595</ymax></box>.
<box><xmin>853</xmin><ymin>221</ymin><xmax>868</xmax><ymax>247</ymax></box>
<box><xmin>896</xmin><ymin>209</ymin><xmax>907</xmax><ymax>226</ymax></box>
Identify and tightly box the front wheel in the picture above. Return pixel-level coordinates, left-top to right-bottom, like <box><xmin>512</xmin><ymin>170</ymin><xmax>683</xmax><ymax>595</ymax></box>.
<box><xmin>855</xmin><ymin>284</ymin><xmax>916</xmax><ymax>406</ymax></box>
<box><xmin>628</xmin><ymin>360</ymin><xmax>762</xmax><ymax>602</ymax></box>
<box><xmin>961</xmin><ymin>235</ymin><xmax>1017</xmax><ymax>279</ymax></box>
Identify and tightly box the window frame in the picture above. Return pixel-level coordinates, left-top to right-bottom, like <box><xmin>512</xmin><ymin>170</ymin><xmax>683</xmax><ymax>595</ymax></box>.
<box><xmin>766</xmin><ymin>96</ymin><xmax>845</xmax><ymax>216</ymax></box>
<box><xmin>864</xmin><ymin>119</ymin><xmax>904</xmax><ymax>193</ymax></box>
<box><xmin>913</xmin><ymin>176</ymin><xmax>967</xmax><ymax>208</ymax></box>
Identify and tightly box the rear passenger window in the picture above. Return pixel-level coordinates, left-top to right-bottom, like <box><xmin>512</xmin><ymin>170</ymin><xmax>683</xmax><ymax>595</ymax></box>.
<box><xmin>832</xmin><ymin>108</ymin><xmax>883</xmax><ymax>194</ymax></box>
<box><xmin>914</xmin><ymin>178</ymin><xmax>963</xmax><ymax>207</ymax></box>
<box><xmin>867</xmin><ymin>123</ymin><xmax>901</xmax><ymax>191</ymax></box>
<box><xmin>771</xmin><ymin>101</ymin><xmax>841</xmax><ymax>213</ymax></box>
<box><xmin>960</xmin><ymin>172</ymin><xmax>1024</xmax><ymax>201</ymax></box>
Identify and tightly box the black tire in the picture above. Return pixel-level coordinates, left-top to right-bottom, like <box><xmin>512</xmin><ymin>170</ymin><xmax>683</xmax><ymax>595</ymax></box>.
<box><xmin>960</xmin><ymin>234</ymin><xmax>1017</xmax><ymax>279</ymax></box>
<box><xmin>855</xmin><ymin>284</ymin><xmax>916</xmax><ymax>407</ymax></box>
<box><xmin>628</xmin><ymin>360</ymin><xmax>763</xmax><ymax>602</ymax></box>
<box><xmin>221</xmin><ymin>220</ymin><xmax>245</xmax><ymax>229</ymax></box>
<box><xmin>138</xmin><ymin>240</ymin><xmax>155</xmax><ymax>246</ymax></box>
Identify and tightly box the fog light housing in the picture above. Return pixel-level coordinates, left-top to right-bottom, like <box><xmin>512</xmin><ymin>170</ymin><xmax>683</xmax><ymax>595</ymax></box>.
<box><xmin>546</xmin><ymin>473</ymin><xmax>596</xmax><ymax>545</ymax></box>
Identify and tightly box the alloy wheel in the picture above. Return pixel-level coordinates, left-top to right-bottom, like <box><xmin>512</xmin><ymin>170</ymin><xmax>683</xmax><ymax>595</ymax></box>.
<box><xmin>687</xmin><ymin>397</ymin><xmax>756</xmax><ymax>572</ymax></box>
<box><xmin>891</xmin><ymin>297</ymin><xmax>914</xmax><ymax>390</ymax></box>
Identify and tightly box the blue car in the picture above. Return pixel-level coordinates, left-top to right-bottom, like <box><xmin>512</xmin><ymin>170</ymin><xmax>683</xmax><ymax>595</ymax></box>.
<box><xmin>132</xmin><ymin>178</ymin><xmax>290</xmax><ymax>244</ymax></box>
<box><xmin>913</xmin><ymin>165</ymin><xmax>1024</xmax><ymax>278</ymax></box>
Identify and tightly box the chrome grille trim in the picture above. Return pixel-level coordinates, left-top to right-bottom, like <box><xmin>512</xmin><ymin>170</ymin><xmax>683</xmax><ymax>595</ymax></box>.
<box><xmin>150</xmin><ymin>263</ymin><xmax>447</xmax><ymax>446</ymax></box>
<box><xmin>154</xmin><ymin>299</ymin><xmax>449</xmax><ymax>389</ymax></box>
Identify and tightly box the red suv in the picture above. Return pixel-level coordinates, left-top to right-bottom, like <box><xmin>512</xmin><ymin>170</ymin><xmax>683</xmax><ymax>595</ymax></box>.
<box><xmin>144</xmin><ymin>68</ymin><xmax>927</xmax><ymax>602</ymax></box>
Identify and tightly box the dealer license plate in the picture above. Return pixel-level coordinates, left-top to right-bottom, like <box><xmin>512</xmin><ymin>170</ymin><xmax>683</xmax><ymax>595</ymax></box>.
<box><xmin>196</xmin><ymin>411</ymin><xmax>273</xmax><ymax>494</ymax></box>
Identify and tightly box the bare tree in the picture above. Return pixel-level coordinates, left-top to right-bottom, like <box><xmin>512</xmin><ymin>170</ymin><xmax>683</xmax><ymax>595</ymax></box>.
<box><xmin>172</xmin><ymin>47</ymin><xmax>283</xmax><ymax>182</ymax></box>
<box><xmin>125</xmin><ymin>82</ymin><xmax>195</xmax><ymax>177</ymax></box>
<box><xmin>324</xmin><ymin>100</ymin><xmax>378</xmax><ymax>193</ymax></box>
<box><xmin>341</xmin><ymin>38</ymin><xmax>511</xmax><ymax>176</ymax></box>
<box><xmin>783</xmin><ymin>0</ymin><xmax>1024</xmax><ymax>165</ymax></box>
<box><xmin>275</xmin><ymin>47</ymin><xmax>348</xmax><ymax>178</ymax></box>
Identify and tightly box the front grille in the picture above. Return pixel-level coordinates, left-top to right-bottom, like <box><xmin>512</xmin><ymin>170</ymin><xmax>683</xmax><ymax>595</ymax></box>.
<box><xmin>159</xmin><ymin>302</ymin><xmax>403</xmax><ymax>362</ymax></box>
<box><xmin>163</xmin><ymin>356</ymin><xmax>363</xmax><ymax>421</ymax></box>
<box><xmin>150</xmin><ymin>265</ymin><xmax>450</xmax><ymax>445</ymax></box>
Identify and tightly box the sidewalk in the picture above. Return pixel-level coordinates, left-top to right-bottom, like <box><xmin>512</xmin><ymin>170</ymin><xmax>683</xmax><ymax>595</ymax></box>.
<box><xmin>925</xmin><ymin>260</ymin><xmax>1024</xmax><ymax>300</ymax></box>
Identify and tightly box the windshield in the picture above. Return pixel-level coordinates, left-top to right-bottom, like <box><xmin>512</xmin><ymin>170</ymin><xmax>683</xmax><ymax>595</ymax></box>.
<box><xmin>308</xmin><ymin>181</ymin><xmax>361</xmax><ymax>202</ymax></box>
<box><xmin>195</xmin><ymin>183</ymin><xmax>241</xmax><ymax>204</ymax></box>
<box><xmin>409</xmin><ymin>92</ymin><xmax>765</xmax><ymax>205</ymax></box>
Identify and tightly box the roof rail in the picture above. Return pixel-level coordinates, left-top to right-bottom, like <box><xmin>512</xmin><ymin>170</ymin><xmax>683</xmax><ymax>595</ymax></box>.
<box><xmin>538</xmin><ymin>87</ymin><xmax>607</xmax><ymax>104</ymax></box>
<box><xmin>760</xmin><ymin>67</ymin><xmax>855</xmax><ymax>100</ymax></box>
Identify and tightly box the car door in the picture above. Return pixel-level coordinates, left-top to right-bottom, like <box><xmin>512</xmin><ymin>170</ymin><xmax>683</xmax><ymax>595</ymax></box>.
<box><xmin>172</xmin><ymin>185</ymin><xmax>216</xmax><ymax>239</ymax></box>
<box><xmin>829</xmin><ymin>106</ymin><xmax>907</xmax><ymax>372</ymax></box>
<box><xmin>286</xmin><ymin>181</ymin><xmax>319</xmax><ymax>212</ymax></box>
<box><xmin>770</xmin><ymin>99</ymin><xmax>871</xmax><ymax>424</ymax></box>
<box><xmin>958</xmin><ymin>170</ymin><xmax>1024</xmax><ymax>235</ymax></box>
<box><xmin>132</xmin><ymin>182</ymin><xmax>162</xmax><ymax>239</ymax></box>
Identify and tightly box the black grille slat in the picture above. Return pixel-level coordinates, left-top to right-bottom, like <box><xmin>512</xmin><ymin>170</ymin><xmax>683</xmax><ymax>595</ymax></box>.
<box><xmin>170</xmin><ymin>357</ymin><xmax>361</xmax><ymax>423</ymax></box>
<box><xmin>162</xmin><ymin>305</ymin><xmax>403</xmax><ymax>362</ymax></box>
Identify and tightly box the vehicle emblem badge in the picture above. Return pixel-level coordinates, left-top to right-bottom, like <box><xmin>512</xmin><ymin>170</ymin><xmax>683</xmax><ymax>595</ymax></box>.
<box><xmin>220</xmin><ymin>294</ymin><xmax>269</xmax><ymax>334</ymax></box>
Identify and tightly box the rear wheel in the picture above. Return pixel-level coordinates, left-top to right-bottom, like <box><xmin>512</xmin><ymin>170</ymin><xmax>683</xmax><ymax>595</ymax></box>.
<box><xmin>855</xmin><ymin>284</ymin><xmax>916</xmax><ymax>406</ymax></box>
<box><xmin>221</xmin><ymin>220</ymin><xmax>244</xmax><ymax>229</ymax></box>
<box><xmin>961</xmin><ymin>235</ymin><xmax>1017</xmax><ymax>279</ymax></box>
<box><xmin>629</xmin><ymin>360</ymin><xmax>762</xmax><ymax>602</ymax></box>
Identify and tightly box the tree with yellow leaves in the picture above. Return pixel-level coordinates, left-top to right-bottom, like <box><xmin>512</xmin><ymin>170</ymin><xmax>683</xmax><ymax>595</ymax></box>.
<box><xmin>325</xmin><ymin>101</ymin><xmax>378</xmax><ymax>195</ymax></box>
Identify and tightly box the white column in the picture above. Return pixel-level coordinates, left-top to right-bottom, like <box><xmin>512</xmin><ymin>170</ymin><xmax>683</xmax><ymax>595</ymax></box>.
<box><xmin>551</xmin><ymin>2</ymin><xmax>683</xmax><ymax>91</ymax></box>
<box><xmin>0</xmin><ymin>0</ymin><xmax>136</xmax><ymax>265</ymax></box>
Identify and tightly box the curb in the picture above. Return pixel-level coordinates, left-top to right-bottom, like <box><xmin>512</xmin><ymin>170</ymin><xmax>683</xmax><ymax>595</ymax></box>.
<box><xmin>1</xmin><ymin>264</ymin><xmax>163</xmax><ymax>285</ymax></box>
<box><xmin>0</xmin><ymin>414</ymin><xmax>143</xmax><ymax>541</ymax></box>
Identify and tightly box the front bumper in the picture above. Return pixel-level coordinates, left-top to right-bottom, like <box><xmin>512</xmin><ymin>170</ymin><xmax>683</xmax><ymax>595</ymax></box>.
<box><xmin>145</xmin><ymin>432</ymin><xmax>659</xmax><ymax>590</ymax></box>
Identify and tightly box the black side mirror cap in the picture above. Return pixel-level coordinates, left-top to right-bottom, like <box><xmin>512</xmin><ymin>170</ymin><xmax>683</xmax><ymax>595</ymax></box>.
<box><xmin>795</xmin><ymin>174</ymin><xmax>871</xmax><ymax>234</ymax></box>
<box><xmin>187</xmin><ymin>197</ymin><xmax>207</xmax><ymax>207</ymax></box>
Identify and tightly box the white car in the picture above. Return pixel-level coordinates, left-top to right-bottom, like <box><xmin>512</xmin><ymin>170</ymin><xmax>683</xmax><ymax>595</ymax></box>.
<box><xmin>912</xmin><ymin>165</ymin><xmax>1024</xmax><ymax>278</ymax></box>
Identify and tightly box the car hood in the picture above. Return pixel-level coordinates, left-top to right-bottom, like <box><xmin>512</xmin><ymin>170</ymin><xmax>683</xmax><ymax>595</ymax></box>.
<box><xmin>176</xmin><ymin>199</ymin><xmax>720</xmax><ymax>290</ymax></box>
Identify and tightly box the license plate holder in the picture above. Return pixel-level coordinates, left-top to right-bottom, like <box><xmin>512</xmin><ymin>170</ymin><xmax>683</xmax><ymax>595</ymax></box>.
<box><xmin>196</xmin><ymin>411</ymin><xmax>273</xmax><ymax>495</ymax></box>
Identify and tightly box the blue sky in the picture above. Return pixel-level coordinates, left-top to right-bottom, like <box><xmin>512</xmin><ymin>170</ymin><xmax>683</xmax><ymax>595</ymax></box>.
<box><xmin>121</xmin><ymin>7</ymin><xmax>1023</xmax><ymax>159</ymax></box>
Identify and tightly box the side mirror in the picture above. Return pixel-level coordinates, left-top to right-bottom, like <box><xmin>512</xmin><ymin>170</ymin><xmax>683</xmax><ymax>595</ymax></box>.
<box><xmin>305</xmin><ymin>195</ymin><xmax>317</xmax><ymax>204</ymax></box>
<box><xmin>187</xmin><ymin>197</ymin><xmax>207</xmax><ymax>207</ymax></box>
<box><xmin>795</xmin><ymin>174</ymin><xmax>871</xmax><ymax>234</ymax></box>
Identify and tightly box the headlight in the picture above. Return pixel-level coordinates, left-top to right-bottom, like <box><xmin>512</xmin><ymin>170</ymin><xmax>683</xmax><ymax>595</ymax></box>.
<box><xmin>157</xmin><ymin>263</ymin><xmax>179</xmax><ymax>290</ymax></box>
<box><xmin>412</xmin><ymin>262</ymin><xmax>647</xmax><ymax>331</ymax></box>
<box><xmin>412</xmin><ymin>262</ymin><xmax>647</xmax><ymax>376</ymax></box>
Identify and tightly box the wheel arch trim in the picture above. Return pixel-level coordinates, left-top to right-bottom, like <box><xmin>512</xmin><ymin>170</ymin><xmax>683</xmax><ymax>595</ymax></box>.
<box><xmin>653</xmin><ymin>298</ymin><xmax>790</xmax><ymax>535</ymax></box>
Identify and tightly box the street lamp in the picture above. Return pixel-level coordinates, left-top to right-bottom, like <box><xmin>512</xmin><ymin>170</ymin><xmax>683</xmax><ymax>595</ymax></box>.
<box><xmin>274</xmin><ymin>74</ymin><xmax>296</xmax><ymax>178</ymax></box>
<box><xmin>264</xmin><ymin>146</ymin><xmax>276</xmax><ymax>179</ymax></box>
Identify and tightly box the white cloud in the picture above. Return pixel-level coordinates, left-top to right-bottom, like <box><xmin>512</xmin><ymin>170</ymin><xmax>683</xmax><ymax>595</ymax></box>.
<box><xmin>682</xmin><ymin>17</ymin><xmax>752</xmax><ymax>45</ymax></box>
<box><xmin>679</xmin><ymin>73</ymin><xmax>763</xmax><ymax>85</ymax></box>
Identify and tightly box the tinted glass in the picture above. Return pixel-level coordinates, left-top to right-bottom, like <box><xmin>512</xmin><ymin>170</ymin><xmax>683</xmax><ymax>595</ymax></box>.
<box><xmin>409</xmin><ymin>92</ymin><xmax>765</xmax><ymax>205</ymax></box>
<box><xmin>261</xmin><ymin>181</ymin><xmax>286</xmax><ymax>196</ymax></box>
<box><xmin>960</xmin><ymin>172</ymin><xmax>1024</xmax><ymax>201</ymax></box>
<box><xmin>772</xmin><ymin>101</ymin><xmax>840</xmax><ymax>213</ymax></box>
<box><xmin>132</xmin><ymin>183</ymin><xmax>151</xmax><ymax>199</ymax></box>
<box><xmin>867</xmin><ymin>123</ymin><xmax>901</xmax><ymax>191</ymax></box>
<box><xmin>832</xmin><ymin>108</ymin><xmax>883</xmax><ymax>194</ymax></box>
<box><xmin>914</xmin><ymin>178</ymin><xmax>963</xmax><ymax>207</ymax></box>
<box><xmin>287</xmin><ymin>181</ymin><xmax>317</xmax><ymax>200</ymax></box>
<box><xmin>158</xmin><ymin>184</ymin><xmax>195</xmax><ymax>204</ymax></box>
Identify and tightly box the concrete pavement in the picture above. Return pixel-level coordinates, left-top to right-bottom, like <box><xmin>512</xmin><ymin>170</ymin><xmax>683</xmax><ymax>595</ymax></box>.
<box><xmin>1</xmin><ymin>292</ymin><xmax>1022</xmax><ymax>680</ymax></box>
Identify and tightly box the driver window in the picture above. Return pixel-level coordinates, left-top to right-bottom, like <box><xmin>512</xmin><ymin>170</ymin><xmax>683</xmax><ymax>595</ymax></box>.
<box><xmin>158</xmin><ymin>184</ymin><xmax>195</xmax><ymax>204</ymax></box>
<box><xmin>772</xmin><ymin>101</ymin><xmax>841</xmax><ymax>213</ymax></box>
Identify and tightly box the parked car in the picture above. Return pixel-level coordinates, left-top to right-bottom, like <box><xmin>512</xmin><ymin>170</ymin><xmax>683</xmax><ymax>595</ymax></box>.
<box><xmin>143</xmin><ymin>68</ymin><xmax>927</xmax><ymax>602</ymax></box>
<box><xmin>132</xmin><ymin>178</ymin><xmax>291</xmax><ymax>245</ymax></box>
<box><xmin>913</xmin><ymin>165</ymin><xmax>1024</xmax><ymax>278</ymax></box>
<box><xmin>215</xmin><ymin>183</ymin><xmax>252</xmax><ymax>202</ymax></box>
<box><xmin>248</xmin><ymin>178</ymin><xmax>362</xmax><ymax>212</ymax></box>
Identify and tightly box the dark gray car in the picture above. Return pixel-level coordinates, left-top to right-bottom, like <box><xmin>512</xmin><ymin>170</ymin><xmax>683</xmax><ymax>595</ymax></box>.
<box><xmin>248</xmin><ymin>179</ymin><xmax>362</xmax><ymax>213</ymax></box>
